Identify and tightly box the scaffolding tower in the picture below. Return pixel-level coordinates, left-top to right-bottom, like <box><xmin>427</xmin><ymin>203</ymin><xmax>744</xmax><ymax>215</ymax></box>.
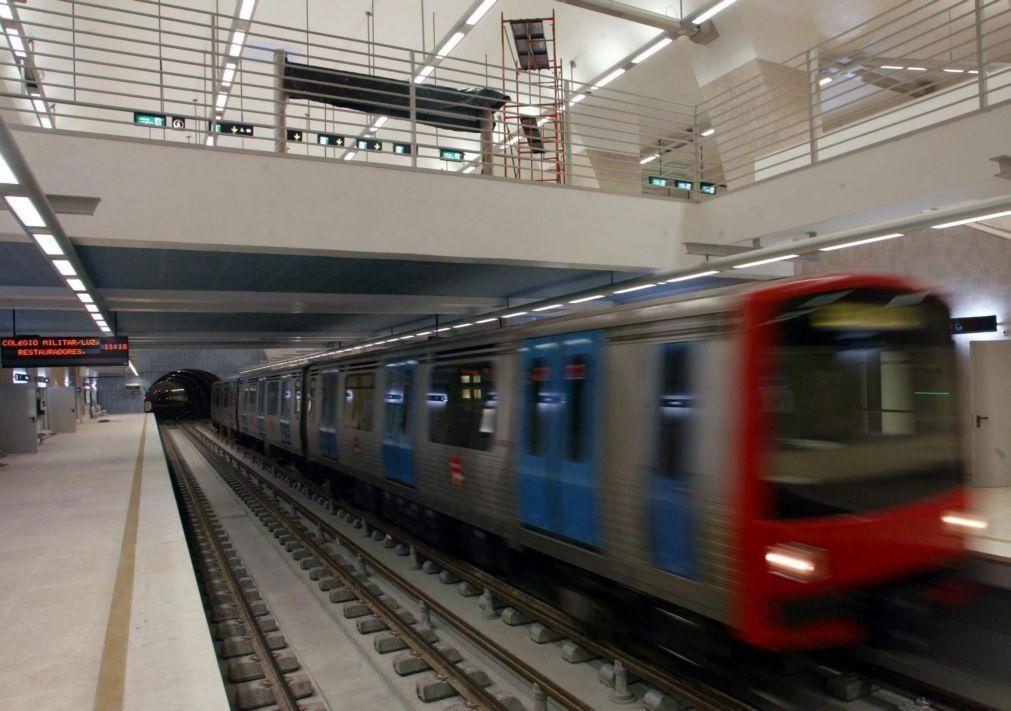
<box><xmin>500</xmin><ymin>12</ymin><xmax>566</xmax><ymax>184</ymax></box>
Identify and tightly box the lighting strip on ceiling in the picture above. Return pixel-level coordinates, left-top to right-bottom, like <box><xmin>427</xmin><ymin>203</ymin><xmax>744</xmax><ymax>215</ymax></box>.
<box><xmin>0</xmin><ymin>1</ymin><xmax>53</xmax><ymax>129</ymax></box>
<box><xmin>207</xmin><ymin>0</ymin><xmax>258</xmax><ymax>146</ymax></box>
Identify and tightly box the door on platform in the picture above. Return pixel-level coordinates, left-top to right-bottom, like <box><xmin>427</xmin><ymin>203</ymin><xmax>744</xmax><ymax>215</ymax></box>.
<box><xmin>46</xmin><ymin>386</ymin><xmax>77</xmax><ymax>433</ymax></box>
<box><xmin>971</xmin><ymin>340</ymin><xmax>1011</xmax><ymax>487</ymax></box>
<box><xmin>0</xmin><ymin>385</ymin><xmax>39</xmax><ymax>453</ymax></box>
<box><xmin>382</xmin><ymin>362</ymin><xmax>416</xmax><ymax>486</ymax></box>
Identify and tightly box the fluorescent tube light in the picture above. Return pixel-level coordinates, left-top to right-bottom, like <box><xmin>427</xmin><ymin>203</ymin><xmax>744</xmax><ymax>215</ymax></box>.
<box><xmin>733</xmin><ymin>254</ymin><xmax>799</xmax><ymax>269</ymax></box>
<box><xmin>228</xmin><ymin>30</ymin><xmax>245</xmax><ymax>57</ymax></box>
<box><xmin>640</xmin><ymin>153</ymin><xmax>660</xmax><ymax>165</ymax></box>
<box><xmin>463</xmin><ymin>166</ymin><xmax>476</xmax><ymax>174</ymax></box>
<box><xmin>700</xmin><ymin>127</ymin><xmax>715</xmax><ymax>137</ymax></box>
<box><xmin>415</xmin><ymin>331</ymin><xmax>432</xmax><ymax>337</ymax></box>
<box><xmin>437</xmin><ymin>31</ymin><xmax>465</xmax><ymax>58</ymax></box>
<box><xmin>0</xmin><ymin>154</ymin><xmax>15</xmax><ymax>184</ymax></box>
<box><xmin>665</xmin><ymin>270</ymin><xmax>720</xmax><ymax>283</ymax></box>
<box><xmin>5</xmin><ymin>196</ymin><xmax>45</xmax><ymax>227</ymax></box>
<box><xmin>819</xmin><ymin>76</ymin><xmax>833</xmax><ymax>86</ymax></box>
<box><xmin>343</xmin><ymin>151</ymin><xmax>357</xmax><ymax>160</ymax></box>
<box><xmin>436</xmin><ymin>328</ymin><xmax>452</xmax><ymax>333</ymax></box>
<box><xmin>568</xmin><ymin>94</ymin><xmax>587</xmax><ymax>106</ymax></box>
<box><xmin>414</xmin><ymin>65</ymin><xmax>435</xmax><ymax>84</ymax></box>
<box><xmin>90</xmin><ymin>311</ymin><xmax>104</xmax><ymax>322</ymax></box>
<box><xmin>370</xmin><ymin>115</ymin><xmax>388</xmax><ymax>131</ymax></box>
<box><xmin>502</xmin><ymin>311</ymin><xmax>528</xmax><ymax>319</ymax></box>
<box><xmin>533</xmin><ymin>304</ymin><xmax>563</xmax><ymax>312</ymax></box>
<box><xmin>476</xmin><ymin>318</ymin><xmax>497</xmax><ymax>324</ymax></box>
<box><xmin>66</xmin><ymin>278</ymin><xmax>86</xmax><ymax>291</ymax></box>
<box><xmin>907</xmin><ymin>66</ymin><xmax>927</xmax><ymax>71</ymax></box>
<box><xmin>820</xmin><ymin>233</ymin><xmax>903</xmax><ymax>251</ymax></box>
<box><xmin>631</xmin><ymin>36</ymin><xmax>672</xmax><ymax>64</ymax></box>
<box><xmin>100</xmin><ymin>326</ymin><xmax>112</xmax><ymax>333</ymax></box>
<box><xmin>943</xmin><ymin>68</ymin><xmax>964</xmax><ymax>74</ymax></box>
<box><xmin>6</xmin><ymin>28</ymin><xmax>25</xmax><ymax>57</ymax></box>
<box><xmin>215</xmin><ymin>93</ymin><xmax>228</xmax><ymax>111</ymax></box>
<box><xmin>931</xmin><ymin>209</ymin><xmax>1011</xmax><ymax>229</ymax></box>
<box><xmin>592</xmin><ymin>67</ymin><xmax>625</xmax><ymax>90</ymax></box>
<box><xmin>613</xmin><ymin>283</ymin><xmax>656</xmax><ymax>294</ymax></box>
<box><xmin>693</xmin><ymin>0</ymin><xmax>739</xmax><ymax>24</ymax></box>
<box><xmin>32</xmin><ymin>98</ymin><xmax>47</xmax><ymax>115</ymax></box>
<box><xmin>205</xmin><ymin>135</ymin><xmax>215</xmax><ymax>146</ymax></box>
<box><xmin>39</xmin><ymin>116</ymin><xmax>52</xmax><ymax>130</ymax></box>
<box><xmin>238</xmin><ymin>0</ymin><xmax>256</xmax><ymax>21</ymax></box>
<box><xmin>34</xmin><ymin>233</ymin><xmax>62</xmax><ymax>256</ymax></box>
<box><xmin>53</xmin><ymin>259</ymin><xmax>76</xmax><ymax>277</ymax></box>
<box><xmin>222</xmin><ymin>63</ymin><xmax>236</xmax><ymax>86</ymax></box>
<box><xmin>0</xmin><ymin>3</ymin><xmax>12</xmax><ymax>21</ymax></box>
<box><xmin>569</xmin><ymin>294</ymin><xmax>605</xmax><ymax>304</ymax></box>
<box><xmin>453</xmin><ymin>323</ymin><xmax>473</xmax><ymax>329</ymax></box>
<box><xmin>466</xmin><ymin>0</ymin><xmax>496</xmax><ymax>25</ymax></box>
<box><xmin>77</xmin><ymin>292</ymin><xmax>94</xmax><ymax>304</ymax></box>
<box><xmin>86</xmin><ymin>304</ymin><xmax>99</xmax><ymax>313</ymax></box>
<box><xmin>880</xmin><ymin>65</ymin><xmax>904</xmax><ymax>70</ymax></box>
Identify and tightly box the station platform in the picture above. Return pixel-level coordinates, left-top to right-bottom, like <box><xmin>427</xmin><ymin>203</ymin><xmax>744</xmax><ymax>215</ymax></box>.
<box><xmin>0</xmin><ymin>413</ymin><xmax>227</xmax><ymax>710</ymax></box>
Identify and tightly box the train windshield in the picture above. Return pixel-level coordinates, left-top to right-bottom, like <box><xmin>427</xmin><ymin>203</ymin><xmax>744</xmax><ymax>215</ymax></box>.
<box><xmin>763</xmin><ymin>289</ymin><xmax>961</xmax><ymax>519</ymax></box>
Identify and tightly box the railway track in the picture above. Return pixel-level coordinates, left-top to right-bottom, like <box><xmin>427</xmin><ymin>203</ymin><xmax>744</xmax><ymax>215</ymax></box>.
<box><xmin>160</xmin><ymin>425</ymin><xmax>320</xmax><ymax>710</ymax></box>
<box><xmin>181</xmin><ymin>422</ymin><xmax>753</xmax><ymax>711</ymax></box>
<box><xmin>186</xmin><ymin>422</ymin><xmax>997</xmax><ymax>711</ymax></box>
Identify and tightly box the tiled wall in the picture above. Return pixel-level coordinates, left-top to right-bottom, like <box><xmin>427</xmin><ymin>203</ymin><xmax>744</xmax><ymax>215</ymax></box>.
<box><xmin>98</xmin><ymin>348</ymin><xmax>266</xmax><ymax>414</ymax></box>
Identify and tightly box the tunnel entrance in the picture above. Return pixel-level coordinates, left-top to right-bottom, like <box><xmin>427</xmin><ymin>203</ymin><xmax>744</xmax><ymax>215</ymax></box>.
<box><xmin>145</xmin><ymin>369</ymin><xmax>219</xmax><ymax>421</ymax></box>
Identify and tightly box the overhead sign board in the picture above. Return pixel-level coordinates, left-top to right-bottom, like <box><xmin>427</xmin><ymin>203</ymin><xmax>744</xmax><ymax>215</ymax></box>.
<box><xmin>648</xmin><ymin>176</ymin><xmax>669</xmax><ymax>187</ymax></box>
<box><xmin>700</xmin><ymin>182</ymin><xmax>717</xmax><ymax>195</ymax></box>
<box><xmin>951</xmin><ymin>315</ymin><xmax>997</xmax><ymax>334</ymax></box>
<box><xmin>675</xmin><ymin>179</ymin><xmax>693</xmax><ymax>191</ymax></box>
<box><xmin>357</xmin><ymin>138</ymin><xmax>382</xmax><ymax>151</ymax></box>
<box><xmin>1</xmin><ymin>336</ymin><xmax>129</xmax><ymax>367</ymax></box>
<box><xmin>211</xmin><ymin>120</ymin><xmax>254</xmax><ymax>136</ymax></box>
<box><xmin>393</xmin><ymin>142</ymin><xmax>412</xmax><ymax>155</ymax></box>
<box><xmin>317</xmin><ymin>133</ymin><xmax>345</xmax><ymax>146</ymax></box>
<box><xmin>134</xmin><ymin>112</ymin><xmax>186</xmax><ymax>128</ymax></box>
<box><xmin>440</xmin><ymin>148</ymin><xmax>465</xmax><ymax>161</ymax></box>
<box><xmin>286</xmin><ymin>129</ymin><xmax>306</xmax><ymax>142</ymax></box>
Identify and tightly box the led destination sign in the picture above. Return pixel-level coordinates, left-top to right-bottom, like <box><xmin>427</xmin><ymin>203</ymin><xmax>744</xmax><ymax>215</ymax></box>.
<box><xmin>1</xmin><ymin>336</ymin><xmax>129</xmax><ymax>367</ymax></box>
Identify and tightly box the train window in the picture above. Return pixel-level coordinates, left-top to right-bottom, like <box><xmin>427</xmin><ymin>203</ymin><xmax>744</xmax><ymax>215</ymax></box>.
<box><xmin>294</xmin><ymin>378</ymin><xmax>302</xmax><ymax>416</ymax></box>
<box><xmin>267</xmin><ymin>380</ymin><xmax>280</xmax><ymax>416</ymax></box>
<box><xmin>525</xmin><ymin>358</ymin><xmax>550</xmax><ymax>457</ymax></box>
<box><xmin>321</xmin><ymin>372</ymin><xmax>339</xmax><ymax>425</ymax></box>
<box><xmin>429</xmin><ymin>363</ymin><xmax>496</xmax><ymax>450</ymax></box>
<box><xmin>343</xmin><ymin>372</ymin><xmax>375</xmax><ymax>430</ymax></box>
<box><xmin>565</xmin><ymin>354</ymin><xmax>589</xmax><ymax>462</ymax></box>
<box><xmin>384</xmin><ymin>368</ymin><xmax>413</xmax><ymax>438</ymax></box>
<box><xmin>256</xmin><ymin>381</ymin><xmax>266</xmax><ymax>415</ymax></box>
<box><xmin>657</xmin><ymin>342</ymin><xmax>697</xmax><ymax>481</ymax></box>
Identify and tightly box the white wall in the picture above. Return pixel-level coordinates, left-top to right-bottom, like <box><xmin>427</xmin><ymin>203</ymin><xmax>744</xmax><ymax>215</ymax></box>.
<box><xmin>11</xmin><ymin>127</ymin><xmax>690</xmax><ymax>272</ymax></box>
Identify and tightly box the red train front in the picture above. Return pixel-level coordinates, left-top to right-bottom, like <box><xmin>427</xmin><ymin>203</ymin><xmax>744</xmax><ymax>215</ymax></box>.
<box><xmin>734</xmin><ymin>275</ymin><xmax>977</xmax><ymax>650</ymax></box>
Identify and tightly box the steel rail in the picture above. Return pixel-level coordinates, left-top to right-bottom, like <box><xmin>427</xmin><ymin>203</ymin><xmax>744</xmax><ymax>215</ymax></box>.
<box><xmin>159</xmin><ymin>425</ymin><xmax>304</xmax><ymax>711</ymax></box>
<box><xmin>192</xmin><ymin>423</ymin><xmax>755</xmax><ymax>711</ymax></box>
<box><xmin>178</xmin><ymin>424</ymin><xmax>523</xmax><ymax>711</ymax></box>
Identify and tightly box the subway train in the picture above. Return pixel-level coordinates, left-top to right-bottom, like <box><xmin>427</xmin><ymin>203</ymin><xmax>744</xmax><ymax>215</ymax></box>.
<box><xmin>211</xmin><ymin>274</ymin><xmax>976</xmax><ymax>652</ymax></box>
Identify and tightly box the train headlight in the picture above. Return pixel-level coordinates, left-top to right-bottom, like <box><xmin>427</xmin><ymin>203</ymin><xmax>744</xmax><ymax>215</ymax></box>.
<box><xmin>765</xmin><ymin>543</ymin><xmax>827</xmax><ymax>582</ymax></box>
<box><xmin>941</xmin><ymin>512</ymin><xmax>988</xmax><ymax>532</ymax></box>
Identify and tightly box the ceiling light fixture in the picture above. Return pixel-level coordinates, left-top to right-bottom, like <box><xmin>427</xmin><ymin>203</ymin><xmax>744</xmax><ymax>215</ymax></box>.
<box><xmin>820</xmin><ymin>232</ymin><xmax>903</xmax><ymax>251</ymax></box>
<box><xmin>437</xmin><ymin>31</ymin><xmax>465</xmax><ymax>58</ymax></box>
<box><xmin>370</xmin><ymin>115</ymin><xmax>388</xmax><ymax>131</ymax></box>
<box><xmin>66</xmin><ymin>278</ymin><xmax>86</xmax><ymax>291</ymax></box>
<box><xmin>640</xmin><ymin>153</ymin><xmax>660</xmax><ymax>165</ymax></box>
<box><xmin>880</xmin><ymin>65</ymin><xmax>904</xmax><ymax>70</ymax></box>
<box><xmin>238</xmin><ymin>0</ymin><xmax>256</xmax><ymax>21</ymax></box>
<box><xmin>502</xmin><ymin>311</ymin><xmax>528</xmax><ymax>319</ymax></box>
<box><xmin>39</xmin><ymin>117</ymin><xmax>52</xmax><ymax>130</ymax></box>
<box><xmin>85</xmin><ymin>303</ymin><xmax>99</xmax><ymax>313</ymax></box>
<box><xmin>693</xmin><ymin>0</ymin><xmax>739</xmax><ymax>24</ymax></box>
<box><xmin>943</xmin><ymin>68</ymin><xmax>964</xmax><ymax>74</ymax></box>
<box><xmin>700</xmin><ymin>127</ymin><xmax>715</xmax><ymax>137</ymax></box>
<box><xmin>215</xmin><ymin>93</ymin><xmax>228</xmax><ymax>111</ymax></box>
<box><xmin>453</xmin><ymin>322</ymin><xmax>473</xmax><ymax>329</ymax></box>
<box><xmin>33</xmin><ymin>233</ymin><xmax>62</xmax><ymax>256</ymax></box>
<box><xmin>613</xmin><ymin>283</ymin><xmax>656</xmax><ymax>294</ymax></box>
<box><xmin>665</xmin><ymin>269</ymin><xmax>720</xmax><ymax>283</ymax></box>
<box><xmin>476</xmin><ymin>317</ymin><xmax>498</xmax><ymax>324</ymax></box>
<box><xmin>5</xmin><ymin>195</ymin><xmax>45</xmax><ymax>227</ymax></box>
<box><xmin>819</xmin><ymin>76</ymin><xmax>833</xmax><ymax>86</ymax></box>
<box><xmin>77</xmin><ymin>292</ymin><xmax>94</xmax><ymax>304</ymax></box>
<box><xmin>228</xmin><ymin>30</ymin><xmax>245</xmax><ymax>57</ymax></box>
<box><xmin>593</xmin><ymin>67</ymin><xmax>625</xmax><ymax>90</ymax></box>
<box><xmin>569</xmin><ymin>294</ymin><xmax>606</xmax><ymax>304</ymax></box>
<box><xmin>631</xmin><ymin>36</ymin><xmax>672</xmax><ymax>64</ymax></box>
<box><xmin>907</xmin><ymin>66</ymin><xmax>927</xmax><ymax>71</ymax></box>
<box><xmin>466</xmin><ymin>0</ymin><xmax>497</xmax><ymax>26</ymax></box>
<box><xmin>733</xmin><ymin>254</ymin><xmax>799</xmax><ymax>269</ymax></box>
<box><xmin>414</xmin><ymin>65</ymin><xmax>435</xmax><ymax>84</ymax></box>
<box><xmin>222</xmin><ymin>63</ymin><xmax>236</xmax><ymax>87</ymax></box>
<box><xmin>568</xmin><ymin>93</ymin><xmax>587</xmax><ymax>106</ymax></box>
<box><xmin>931</xmin><ymin>209</ymin><xmax>1011</xmax><ymax>229</ymax></box>
<box><xmin>52</xmin><ymin>259</ymin><xmax>76</xmax><ymax>277</ymax></box>
<box><xmin>533</xmin><ymin>304</ymin><xmax>563</xmax><ymax>312</ymax></box>
<box><xmin>343</xmin><ymin>151</ymin><xmax>357</xmax><ymax>160</ymax></box>
<box><xmin>0</xmin><ymin>154</ymin><xmax>16</xmax><ymax>184</ymax></box>
<box><xmin>6</xmin><ymin>28</ymin><xmax>25</xmax><ymax>57</ymax></box>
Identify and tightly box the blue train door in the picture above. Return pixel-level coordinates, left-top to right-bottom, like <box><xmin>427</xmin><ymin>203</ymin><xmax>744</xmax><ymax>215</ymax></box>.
<box><xmin>518</xmin><ymin>331</ymin><xmax>602</xmax><ymax>546</ymax></box>
<box><xmin>651</xmin><ymin>342</ymin><xmax>698</xmax><ymax>578</ymax></box>
<box><xmin>382</xmin><ymin>361</ymin><xmax>416</xmax><ymax>486</ymax></box>
<box><xmin>279</xmin><ymin>375</ymin><xmax>294</xmax><ymax>445</ymax></box>
<box><xmin>318</xmin><ymin>371</ymin><xmax>339</xmax><ymax>459</ymax></box>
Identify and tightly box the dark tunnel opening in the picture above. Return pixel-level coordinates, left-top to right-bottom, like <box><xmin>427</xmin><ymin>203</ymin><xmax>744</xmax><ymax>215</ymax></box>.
<box><xmin>145</xmin><ymin>369</ymin><xmax>219</xmax><ymax>421</ymax></box>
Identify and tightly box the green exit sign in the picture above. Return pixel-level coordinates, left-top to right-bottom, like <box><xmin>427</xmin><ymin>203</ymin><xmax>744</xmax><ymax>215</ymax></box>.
<box><xmin>134</xmin><ymin>112</ymin><xmax>166</xmax><ymax>127</ymax></box>
<box><xmin>440</xmin><ymin>148</ymin><xmax>465</xmax><ymax>161</ymax></box>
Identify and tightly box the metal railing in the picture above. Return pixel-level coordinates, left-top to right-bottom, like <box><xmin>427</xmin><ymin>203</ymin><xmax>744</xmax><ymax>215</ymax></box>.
<box><xmin>696</xmin><ymin>0</ymin><xmax>1011</xmax><ymax>189</ymax></box>
<box><xmin>0</xmin><ymin>0</ymin><xmax>1008</xmax><ymax>200</ymax></box>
